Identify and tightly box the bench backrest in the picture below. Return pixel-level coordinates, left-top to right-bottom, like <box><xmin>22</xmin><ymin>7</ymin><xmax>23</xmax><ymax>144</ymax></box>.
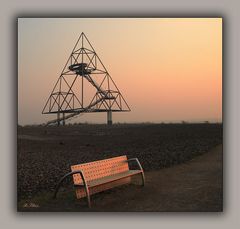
<box><xmin>71</xmin><ymin>155</ymin><xmax>129</xmax><ymax>185</ymax></box>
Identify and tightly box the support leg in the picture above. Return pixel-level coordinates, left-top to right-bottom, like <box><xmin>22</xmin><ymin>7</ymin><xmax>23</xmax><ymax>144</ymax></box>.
<box><xmin>107</xmin><ymin>110</ymin><xmax>112</xmax><ymax>125</ymax></box>
<box><xmin>57</xmin><ymin>113</ymin><xmax>60</xmax><ymax>126</ymax></box>
<box><xmin>62</xmin><ymin>113</ymin><xmax>65</xmax><ymax>126</ymax></box>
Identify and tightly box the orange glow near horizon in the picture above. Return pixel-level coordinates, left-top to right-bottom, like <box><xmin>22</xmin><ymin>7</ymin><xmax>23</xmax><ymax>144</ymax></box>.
<box><xmin>18</xmin><ymin>18</ymin><xmax>222</xmax><ymax>125</ymax></box>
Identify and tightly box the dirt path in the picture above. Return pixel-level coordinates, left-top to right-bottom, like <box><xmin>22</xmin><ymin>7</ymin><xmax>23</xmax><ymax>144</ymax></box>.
<box><xmin>19</xmin><ymin>145</ymin><xmax>222</xmax><ymax>212</ymax></box>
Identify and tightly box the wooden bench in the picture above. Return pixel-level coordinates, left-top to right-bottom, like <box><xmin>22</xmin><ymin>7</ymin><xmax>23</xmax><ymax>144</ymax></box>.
<box><xmin>53</xmin><ymin>155</ymin><xmax>145</xmax><ymax>208</ymax></box>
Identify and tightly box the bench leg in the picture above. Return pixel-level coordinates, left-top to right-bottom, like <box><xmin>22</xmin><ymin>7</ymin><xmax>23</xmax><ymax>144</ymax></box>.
<box><xmin>54</xmin><ymin>170</ymin><xmax>91</xmax><ymax>208</ymax></box>
<box><xmin>141</xmin><ymin>171</ymin><xmax>145</xmax><ymax>186</ymax></box>
<box><xmin>84</xmin><ymin>185</ymin><xmax>91</xmax><ymax>208</ymax></box>
<box><xmin>53</xmin><ymin>171</ymin><xmax>76</xmax><ymax>199</ymax></box>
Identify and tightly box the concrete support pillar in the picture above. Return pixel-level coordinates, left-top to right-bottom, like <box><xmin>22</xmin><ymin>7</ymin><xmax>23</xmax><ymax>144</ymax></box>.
<box><xmin>62</xmin><ymin>113</ymin><xmax>65</xmax><ymax>126</ymax></box>
<box><xmin>107</xmin><ymin>111</ymin><xmax>112</xmax><ymax>125</ymax></box>
<box><xmin>57</xmin><ymin>113</ymin><xmax>60</xmax><ymax>126</ymax></box>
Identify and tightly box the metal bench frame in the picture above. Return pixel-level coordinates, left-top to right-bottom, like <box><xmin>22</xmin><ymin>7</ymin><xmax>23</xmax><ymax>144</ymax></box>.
<box><xmin>53</xmin><ymin>157</ymin><xmax>145</xmax><ymax>208</ymax></box>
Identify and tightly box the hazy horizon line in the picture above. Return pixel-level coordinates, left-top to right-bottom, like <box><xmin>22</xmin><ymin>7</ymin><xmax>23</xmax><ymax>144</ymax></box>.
<box><xmin>18</xmin><ymin>120</ymin><xmax>223</xmax><ymax>127</ymax></box>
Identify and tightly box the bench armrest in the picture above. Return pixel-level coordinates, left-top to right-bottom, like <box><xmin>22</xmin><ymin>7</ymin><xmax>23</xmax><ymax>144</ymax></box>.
<box><xmin>126</xmin><ymin>158</ymin><xmax>144</xmax><ymax>172</ymax></box>
<box><xmin>53</xmin><ymin>169</ymin><xmax>92</xmax><ymax>207</ymax></box>
<box><xmin>53</xmin><ymin>170</ymin><xmax>88</xmax><ymax>198</ymax></box>
<box><xmin>126</xmin><ymin>158</ymin><xmax>145</xmax><ymax>186</ymax></box>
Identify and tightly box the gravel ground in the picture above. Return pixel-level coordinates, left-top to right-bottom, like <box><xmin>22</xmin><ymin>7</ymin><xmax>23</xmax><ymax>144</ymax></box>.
<box><xmin>17</xmin><ymin>123</ymin><xmax>222</xmax><ymax>201</ymax></box>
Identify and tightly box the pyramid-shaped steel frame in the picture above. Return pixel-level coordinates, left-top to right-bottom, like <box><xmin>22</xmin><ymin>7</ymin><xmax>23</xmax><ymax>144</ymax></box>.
<box><xmin>42</xmin><ymin>33</ymin><xmax>130</xmax><ymax>125</ymax></box>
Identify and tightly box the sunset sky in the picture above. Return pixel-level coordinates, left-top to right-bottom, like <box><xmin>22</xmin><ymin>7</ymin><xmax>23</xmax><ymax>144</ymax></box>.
<box><xmin>18</xmin><ymin>18</ymin><xmax>222</xmax><ymax>125</ymax></box>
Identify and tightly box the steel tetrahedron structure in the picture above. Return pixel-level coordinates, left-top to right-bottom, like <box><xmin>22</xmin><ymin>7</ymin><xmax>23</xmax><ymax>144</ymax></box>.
<box><xmin>42</xmin><ymin>32</ymin><xmax>130</xmax><ymax>125</ymax></box>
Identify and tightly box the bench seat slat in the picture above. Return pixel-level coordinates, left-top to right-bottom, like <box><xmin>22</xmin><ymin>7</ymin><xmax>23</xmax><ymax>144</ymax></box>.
<box><xmin>75</xmin><ymin>169</ymin><xmax>141</xmax><ymax>188</ymax></box>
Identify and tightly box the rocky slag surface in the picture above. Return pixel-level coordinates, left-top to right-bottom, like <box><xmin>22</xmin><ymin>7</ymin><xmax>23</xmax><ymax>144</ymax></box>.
<box><xmin>17</xmin><ymin>123</ymin><xmax>222</xmax><ymax>200</ymax></box>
